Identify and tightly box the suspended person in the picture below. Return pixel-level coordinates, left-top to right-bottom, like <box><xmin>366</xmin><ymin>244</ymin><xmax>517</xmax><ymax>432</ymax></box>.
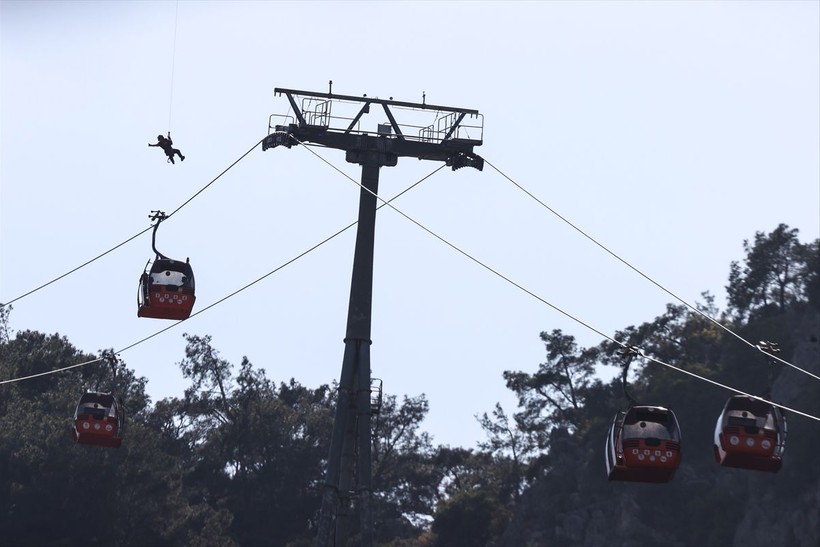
<box><xmin>149</xmin><ymin>132</ymin><xmax>185</xmax><ymax>164</ymax></box>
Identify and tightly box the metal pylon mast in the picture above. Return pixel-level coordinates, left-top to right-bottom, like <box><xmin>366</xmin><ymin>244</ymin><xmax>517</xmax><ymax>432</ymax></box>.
<box><xmin>264</xmin><ymin>84</ymin><xmax>483</xmax><ymax>547</ymax></box>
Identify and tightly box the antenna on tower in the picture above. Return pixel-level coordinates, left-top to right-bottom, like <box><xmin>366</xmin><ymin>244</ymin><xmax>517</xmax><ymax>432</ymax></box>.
<box><xmin>328</xmin><ymin>79</ymin><xmax>333</xmax><ymax>95</ymax></box>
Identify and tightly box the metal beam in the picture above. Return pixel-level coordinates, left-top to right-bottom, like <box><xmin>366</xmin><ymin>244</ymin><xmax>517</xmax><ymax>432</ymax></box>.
<box><xmin>286</xmin><ymin>124</ymin><xmax>480</xmax><ymax>162</ymax></box>
<box><xmin>381</xmin><ymin>103</ymin><xmax>404</xmax><ymax>139</ymax></box>
<box><xmin>441</xmin><ymin>112</ymin><xmax>467</xmax><ymax>142</ymax></box>
<box><xmin>275</xmin><ymin>87</ymin><xmax>479</xmax><ymax>115</ymax></box>
<box><xmin>346</xmin><ymin>102</ymin><xmax>372</xmax><ymax>134</ymax></box>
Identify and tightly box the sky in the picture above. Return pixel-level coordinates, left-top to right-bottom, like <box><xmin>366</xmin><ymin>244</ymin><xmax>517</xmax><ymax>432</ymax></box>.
<box><xmin>1</xmin><ymin>1</ymin><xmax>818</xmax><ymax>449</ymax></box>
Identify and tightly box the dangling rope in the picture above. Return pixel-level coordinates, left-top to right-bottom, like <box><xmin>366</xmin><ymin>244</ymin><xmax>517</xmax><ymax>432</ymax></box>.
<box><xmin>167</xmin><ymin>0</ymin><xmax>179</xmax><ymax>133</ymax></box>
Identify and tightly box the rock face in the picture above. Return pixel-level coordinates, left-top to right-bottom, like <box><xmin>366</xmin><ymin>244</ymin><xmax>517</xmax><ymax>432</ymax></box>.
<box><xmin>733</xmin><ymin>311</ymin><xmax>820</xmax><ymax>547</ymax></box>
<box><xmin>777</xmin><ymin>310</ymin><xmax>820</xmax><ymax>404</ymax></box>
<box><xmin>499</xmin><ymin>310</ymin><xmax>820</xmax><ymax>547</ymax></box>
<box><xmin>555</xmin><ymin>493</ymin><xmax>687</xmax><ymax>547</ymax></box>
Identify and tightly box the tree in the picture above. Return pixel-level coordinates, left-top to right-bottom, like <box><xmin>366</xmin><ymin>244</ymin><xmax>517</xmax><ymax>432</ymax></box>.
<box><xmin>431</xmin><ymin>489</ymin><xmax>510</xmax><ymax>547</ymax></box>
<box><xmin>803</xmin><ymin>239</ymin><xmax>820</xmax><ymax>309</ymax></box>
<box><xmin>167</xmin><ymin>334</ymin><xmax>334</xmax><ymax>546</ymax></box>
<box><xmin>495</xmin><ymin>225</ymin><xmax>820</xmax><ymax>547</ymax></box>
<box><xmin>371</xmin><ymin>393</ymin><xmax>439</xmax><ymax>541</ymax></box>
<box><xmin>0</xmin><ymin>330</ymin><xmax>234</xmax><ymax>546</ymax></box>
<box><xmin>503</xmin><ymin>330</ymin><xmax>597</xmax><ymax>439</ymax></box>
<box><xmin>727</xmin><ymin>223</ymin><xmax>816</xmax><ymax>320</ymax></box>
<box><xmin>0</xmin><ymin>303</ymin><xmax>11</xmax><ymax>344</ymax></box>
<box><xmin>178</xmin><ymin>333</ymin><xmax>236</xmax><ymax>430</ymax></box>
<box><xmin>477</xmin><ymin>403</ymin><xmax>532</xmax><ymax>501</ymax></box>
<box><xmin>605</xmin><ymin>294</ymin><xmax>724</xmax><ymax>376</ymax></box>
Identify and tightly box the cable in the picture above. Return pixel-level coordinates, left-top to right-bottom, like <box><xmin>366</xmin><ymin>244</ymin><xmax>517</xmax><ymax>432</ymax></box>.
<box><xmin>637</xmin><ymin>350</ymin><xmax>820</xmax><ymax>423</ymax></box>
<box><xmin>291</xmin><ymin>137</ymin><xmax>616</xmax><ymax>343</ymax></box>
<box><xmin>166</xmin><ymin>137</ymin><xmax>263</xmax><ymax>219</ymax></box>
<box><xmin>1</xmin><ymin>228</ymin><xmax>153</xmax><ymax>308</ymax></box>
<box><xmin>0</xmin><ymin>166</ymin><xmax>442</xmax><ymax>386</ymax></box>
<box><xmin>167</xmin><ymin>0</ymin><xmax>179</xmax><ymax>132</ymax></box>
<box><xmin>289</xmin><ymin>136</ymin><xmax>820</xmax><ymax>424</ymax></box>
<box><xmin>1</xmin><ymin>137</ymin><xmax>264</xmax><ymax>309</ymax></box>
<box><xmin>116</xmin><ymin>168</ymin><xmax>440</xmax><ymax>354</ymax></box>
<box><xmin>2</xmin><ymin>138</ymin><xmax>817</xmax><ymax>426</ymax></box>
<box><xmin>0</xmin><ymin>356</ymin><xmax>104</xmax><ymax>385</ymax></box>
<box><xmin>483</xmin><ymin>158</ymin><xmax>820</xmax><ymax>383</ymax></box>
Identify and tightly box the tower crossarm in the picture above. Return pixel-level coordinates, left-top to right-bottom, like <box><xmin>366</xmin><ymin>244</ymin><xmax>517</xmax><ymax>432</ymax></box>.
<box><xmin>264</xmin><ymin>87</ymin><xmax>483</xmax><ymax>169</ymax></box>
<box><xmin>275</xmin><ymin>87</ymin><xmax>479</xmax><ymax>116</ymax></box>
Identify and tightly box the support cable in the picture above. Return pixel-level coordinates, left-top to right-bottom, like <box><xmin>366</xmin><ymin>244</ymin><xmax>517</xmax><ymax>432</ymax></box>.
<box><xmin>1</xmin><ymin>137</ymin><xmax>264</xmax><ymax>308</ymax></box>
<box><xmin>289</xmin><ymin>136</ymin><xmax>820</xmax><ymax>423</ymax></box>
<box><xmin>483</xmin><ymin>158</ymin><xmax>820</xmax><ymax>383</ymax></box>
<box><xmin>0</xmin><ymin>356</ymin><xmax>105</xmax><ymax>385</ymax></box>
<box><xmin>637</xmin><ymin>349</ymin><xmax>820</xmax><ymax>422</ymax></box>
<box><xmin>290</xmin><ymin>136</ymin><xmax>623</xmax><ymax>343</ymax></box>
<box><xmin>0</xmin><ymin>166</ymin><xmax>443</xmax><ymax>385</ymax></box>
<box><xmin>115</xmin><ymin>166</ymin><xmax>440</xmax><ymax>355</ymax></box>
<box><xmin>2</xmin><ymin>141</ymin><xmax>817</xmax><ymax>425</ymax></box>
<box><xmin>1</xmin><ymin>229</ymin><xmax>153</xmax><ymax>308</ymax></box>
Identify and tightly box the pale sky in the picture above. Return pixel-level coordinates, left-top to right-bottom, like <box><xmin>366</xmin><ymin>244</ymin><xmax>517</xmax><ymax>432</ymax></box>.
<box><xmin>2</xmin><ymin>1</ymin><xmax>818</xmax><ymax>448</ymax></box>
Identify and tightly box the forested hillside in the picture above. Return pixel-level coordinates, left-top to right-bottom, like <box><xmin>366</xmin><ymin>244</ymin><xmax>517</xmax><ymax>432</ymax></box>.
<box><xmin>1</xmin><ymin>224</ymin><xmax>817</xmax><ymax>547</ymax></box>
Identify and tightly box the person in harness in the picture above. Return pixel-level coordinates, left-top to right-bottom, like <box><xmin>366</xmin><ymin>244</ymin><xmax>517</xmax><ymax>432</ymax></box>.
<box><xmin>149</xmin><ymin>132</ymin><xmax>185</xmax><ymax>164</ymax></box>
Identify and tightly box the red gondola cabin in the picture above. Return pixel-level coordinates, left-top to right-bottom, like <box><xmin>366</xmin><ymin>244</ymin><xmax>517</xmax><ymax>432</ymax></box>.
<box><xmin>137</xmin><ymin>257</ymin><xmax>196</xmax><ymax>320</ymax></box>
<box><xmin>73</xmin><ymin>392</ymin><xmax>123</xmax><ymax>448</ymax></box>
<box><xmin>713</xmin><ymin>395</ymin><xmax>786</xmax><ymax>473</ymax></box>
<box><xmin>606</xmin><ymin>405</ymin><xmax>682</xmax><ymax>483</ymax></box>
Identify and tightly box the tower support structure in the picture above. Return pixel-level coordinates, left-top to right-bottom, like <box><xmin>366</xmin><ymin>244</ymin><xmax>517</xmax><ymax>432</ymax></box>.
<box><xmin>264</xmin><ymin>85</ymin><xmax>483</xmax><ymax>547</ymax></box>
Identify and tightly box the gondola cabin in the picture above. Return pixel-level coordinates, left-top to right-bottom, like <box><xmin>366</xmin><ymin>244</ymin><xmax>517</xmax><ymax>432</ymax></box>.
<box><xmin>606</xmin><ymin>405</ymin><xmax>682</xmax><ymax>483</ymax></box>
<box><xmin>137</xmin><ymin>257</ymin><xmax>196</xmax><ymax>320</ymax></box>
<box><xmin>73</xmin><ymin>392</ymin><xmax>123</xmax><ymax>448</ymax></box>
<box><xmin>713</xmin><ymin>395</ymin><xmax>786</xmax><ymax>473</ymax></box>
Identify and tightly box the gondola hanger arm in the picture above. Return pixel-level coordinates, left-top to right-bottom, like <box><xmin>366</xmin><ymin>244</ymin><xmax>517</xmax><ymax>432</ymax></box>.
<box><xmin>148</xmin><ymin>211</ymin><xmax>170</xmax><ymax>260</ymax></box>
<box><xmin>617</xmin><ymin>345</ymin><xmax>643</xmax><ymax>407</ymax></box>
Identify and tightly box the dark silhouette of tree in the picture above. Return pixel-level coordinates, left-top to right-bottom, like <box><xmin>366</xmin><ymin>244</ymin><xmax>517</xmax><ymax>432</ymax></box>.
<box><xmin>604</xmin><ymin>293</ymin><xmax>724</xmax><ymax>373</ymax></box>
<box><xmin>165</xmin><ymin>334</ymin><xmax>334</xmax><ymax>546</ymax></box>
<box><xmin>179</xmin><ymin>333</ymin><xmax>236</xmax><ymax>427</ymax></box>
<box><xmin>496</xmin><ymin>226</ymin><xmax>820</xmax><ymax>547</ymax></box>
<box><xmin>503</xmin><ymin>330</ymin><xmax>597</xmax><ymax>439</ymax></box>
<box><xmin>0</xmin><ymin>303</ymin><xmax>11</xmax><ymax>344</ymax></box>
<box><xmin>2</xmin><ymin>223</ymin><xmax>817</xmax><ymax>547</ymax></box>
<box><xmin>431</xmin><ymin>489</ymin><xmax>510</xmax><ymax>547</ymax></box>
<box><xmin>477</xmin><ymin>403</ymin><xmax>532</xmax><ymax>501</ymax></box>
<box><xmin>0</xmin><ymin>331</ymin><xmax>235</xmax><ymax>546</ymax></box>
<box><xmin>370</xmin><ymin>393</ymin><xmax>439</xmax><ymax>542</ymax></box>
<box><xmin>727</xmin><ymin>223</ymin><xmax>817</xmax><ymax>320</ymax></box>
<box><xmin>803</xmin><ymin>238</ymin><xmax>820</xmax><ymax>309</ymax></box>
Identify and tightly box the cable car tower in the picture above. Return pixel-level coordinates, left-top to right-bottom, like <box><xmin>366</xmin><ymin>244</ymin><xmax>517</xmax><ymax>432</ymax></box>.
<box><xmin>264</xmin><ymin>84</ymin><xmax>483</xmax><ymax>547</ymax></box>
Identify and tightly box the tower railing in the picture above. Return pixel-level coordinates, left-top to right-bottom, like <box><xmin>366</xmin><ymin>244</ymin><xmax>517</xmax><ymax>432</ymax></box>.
<box><xmin>267</xmin><ymin>88</ymin><xmax>483</xmax><ymax>147</ymax></box>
